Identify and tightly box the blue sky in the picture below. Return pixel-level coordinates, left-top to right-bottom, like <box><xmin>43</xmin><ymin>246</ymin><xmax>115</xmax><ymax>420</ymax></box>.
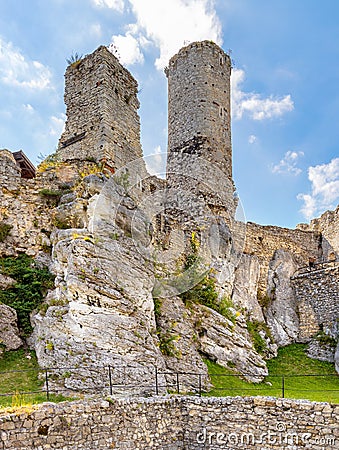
<box><xmin>0</xmin><ymin>0</ymin><xmax>339</xmax><ymax>228</ymax></box>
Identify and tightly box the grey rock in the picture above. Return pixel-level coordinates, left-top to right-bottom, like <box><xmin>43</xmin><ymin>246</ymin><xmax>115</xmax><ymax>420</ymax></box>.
<box><xmin>0</xmin><ymin>304</ymin><xmax>23</xmax><ymax>352</ymax></box>
<box><xmin>265</xmin><ymin>250</ymin><xmax>299</xmax><ymax>346</ymax></box>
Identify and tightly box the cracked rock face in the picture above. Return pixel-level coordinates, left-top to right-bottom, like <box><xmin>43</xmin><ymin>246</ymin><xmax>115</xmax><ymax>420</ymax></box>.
<box><xmin>265</xmin><ymin>250</ymin><xmax>299</xmax><ymax>346</ymax></box>
<box><xmin>31</xmin><ymin>178</ymin><xmax>167</xmax><ymax>395</ymax></box>
<box><xmin>30</xmin><ymin>174</ymin><xmax>272</xmax><ymax>394</ymax></box>
<box><xmin>0</xmin><ymin>304</ymin><xmax>23</xmax><ymax>353</ymax></box>
<box><xmin>232</xmin><ymin>254</ymin><xmax>264</xmax><ymax>322</ymax></box>
<box><xmin>335</xmin><ymin>342</ymin><xmax>339</xmax><ymax>373</ymax></box>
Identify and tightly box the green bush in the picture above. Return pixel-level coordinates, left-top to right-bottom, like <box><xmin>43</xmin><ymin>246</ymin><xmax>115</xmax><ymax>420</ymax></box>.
<box><xmin>0</xmin><ymin>222</ymin><xmax>12</xmax><ymax>243</ymax></box>
<box><xmin>246</xmin><ymin>320</ymin><xmax>272</xmax><ymax>355</ymax></box>
<box><xmin>0</xmin><ymin>255</ymin><xmax>55</xmax><ymax>335</ymax></box>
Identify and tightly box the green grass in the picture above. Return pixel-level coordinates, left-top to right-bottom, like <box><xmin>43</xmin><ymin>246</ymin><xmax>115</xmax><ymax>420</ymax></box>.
<box><xmin>0</xmin><ymin>349</ymin><xmax>73</xmax><ymax>408</ymax></box>
<box><xmin>204</xmin><ymin>344</ymin><xmax>339</xmax><ymax>403</ymax></box>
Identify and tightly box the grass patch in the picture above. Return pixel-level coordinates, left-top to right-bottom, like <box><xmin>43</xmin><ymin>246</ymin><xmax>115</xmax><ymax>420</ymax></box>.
<box><xmin>0</xmin><ymin>349</ymin><xmax>72</xmax><ymax>408</ymax></box>
<box><xmin>204</xmin><ymin>343</ymin><xmax>339</xmax><ymax>403</ymax></box>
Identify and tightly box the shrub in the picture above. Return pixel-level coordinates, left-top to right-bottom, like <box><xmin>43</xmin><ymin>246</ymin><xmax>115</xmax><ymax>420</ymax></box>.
<box><xmin>315</xmin><ymin>332</ymin><xmax>337</xmax><ymax>348</ymax></box>
<box><xmin>0</xmin><ymin>255</ymin><xmax>55</xmax><ymax>335</ymax></box>
<box><xmin>0</xmin><ymin>222</ymin><xmax>12</xmax><ymax>243</ymax></box>
<box><xmin>66</xmin><ymin>52</ymin><xmax>83</xmax><ymax>69</ymax></box>
<box><xmin>246</xmin><ymin>320</ymin><xmax>272</xmax><ymax>355</ymax></box>
<box><xmin>157</xmin><ymin>330</ymin><xmax>181</xmax><ymax>358</ymax></box>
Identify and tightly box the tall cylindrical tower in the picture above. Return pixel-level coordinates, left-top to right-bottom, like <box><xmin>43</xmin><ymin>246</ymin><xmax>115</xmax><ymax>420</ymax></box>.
<box><xmin>165</xmin><ymin>41</ymin><xmax>235</xmax><ymax>219</ymax></box>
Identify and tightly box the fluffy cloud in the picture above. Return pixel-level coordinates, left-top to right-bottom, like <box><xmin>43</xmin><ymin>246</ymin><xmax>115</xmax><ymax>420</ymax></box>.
<box><xmin>91</xmin><ymin>0</ymin><xmax>124</xmax><ymax>12</ymax></box>
<box><xmin>231</xmin><ymin>69</ymin><xmax>294</xmax><ymax>121</ymax></box>
<box><xmin>271</xmin><ymin>150</ymin><xmax>304</xmax><ymax>176</ymax></box>
<box><xmin>298</xmin><ymin>158</ymin><xmax>339</xmax><ymax>220</ymax></box>
<box><xmin>144</xmin><ymin>145</ymin><xmax>166</xmax><ymax>177</ymax></box>
<box><xmin>48</xmin><ymin>114</ymin><xmax>66</xmax><ymax>136</ymax></box>
<box><xmin>109</xmin><ymin>33</ymin><xmax>144</xmax><ymax>66</ymax></box>
<box><xmin>0</xmin><ymin>37</ymin><xmax>52</xmax><ymax>90</ymax></box>
<box><xmin>109</xmin><ymin>0</ymin><xmax>222</xmax><ymax>69</ymax></box>
<box><xmin>248</xmin><ymin>135</ymin><xmax>257</xmax><ymax>144</ymax></box>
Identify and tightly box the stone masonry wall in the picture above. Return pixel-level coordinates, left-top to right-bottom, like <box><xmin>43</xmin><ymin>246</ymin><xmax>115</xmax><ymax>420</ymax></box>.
<box><xmin>0</xmin><ymin>396</ymin><xmax>337</xmax><ymax>449</ymax></box>
<box><xmin>57</xmin><ymin>46</ymin><xmax>142</xmax><ymax>171</ymax></box>
<box><xmin>0</xmin><ymin>150</ymin><xmax>55</xmax><ymax>257</ymax></box>
<box><xmin>292</xmin><ymin>265</ymin><xmax>339</xmax><ymax>340</ymax></box>
<box><xmin>165</xmin><ymin>41</ymin><xmax>236</xmax><ymax>224</ymax></box>
<box><xmin>244</xmin><ymin>222</ymin><xmax>323</xmax><ymax>294</ymax></box>
<box><xmin>166</xmin><ymin>41</ymin><xmax>232</xmax><ymax>180</ymax></box>
<box><xmin>309</xmin><ymin>205</ymin><xmax>339</xmax><ymax>255</ymax></box>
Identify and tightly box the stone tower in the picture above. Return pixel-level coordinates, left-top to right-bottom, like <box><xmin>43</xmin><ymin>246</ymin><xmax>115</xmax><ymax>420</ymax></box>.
<box><xmin>165</xmin><ymin>41</ymin><xmax>235</xmax><ymax>219</ymax></box>
<box><xmin>57</xmin><ymin>46</ymin><xmax>142</xmax><ymax>172</ymax></box>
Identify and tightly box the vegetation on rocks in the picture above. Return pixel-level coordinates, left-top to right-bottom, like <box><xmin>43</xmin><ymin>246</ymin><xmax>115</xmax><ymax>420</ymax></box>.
<box><xmin>0</xmin><ymin>222</ymin><xmax>12</xmax><ymax>243</ymax></box>
<box><xmin>0</xmin><ymin>255</ymin><xmax>55</xmax><ymax>335</ymax></box>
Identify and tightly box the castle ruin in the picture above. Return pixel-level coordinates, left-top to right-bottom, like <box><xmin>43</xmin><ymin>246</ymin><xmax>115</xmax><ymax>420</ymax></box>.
<box><xmin>0</xmin><ymin>41</ymin><xmax>338</xmax><ymax>394</ymax></box>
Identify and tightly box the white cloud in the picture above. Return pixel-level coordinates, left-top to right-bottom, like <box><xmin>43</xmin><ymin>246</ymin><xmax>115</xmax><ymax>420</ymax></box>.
<box><xmin>248</xmin><ymin>134</ymin><xmax>257</xmax><ymax>144</ymax></box>
<box><xmin>48</xmin><ymin>114</ymin><xmax>66</xmax><ymax>136</ymax></box>
<box><xmin>231</xmin><ymin>68</ymin><xmax>294</xmax><ymax>121</ymax></box>
<box><xmin>298</xmin><ymin>158</ymin><xmax>339</xmax><ymax>220</ymax></box>
<box><xmin>23</xmin><ymin>103</ymin><xmax>34</xmax><ymax>113</ymax></box>
<box><xmin>110</xmin><ymin>0</ymin><xmax>222</xmax><ymax>70</ymax></box>
<box><xmin>89</xmin><ymin>23</ymin><xmax>103</xmax><ymax>38</ymax></box>
<box><xmin>145</xmin><ymin>145</ymin><xmax>166</xmax><ymax>177</ymax></box>
<box><xmin>271</xmin><ymin>150</ymin><xmax>304</xmax><ymax>176</ymax></box>
<box><xmin>0</xmin><ymin>37</ymin><xmax>52</xmax><ymax>90</ymax></box>
<box><xmin>91</xmin><ymin>0</ymin><xmax>124</xmax><ymax>12</ymax></box>
<box><xmin>109</xmin><ymin>33</ymin><xmax>144</xmax><ymax>66</ymax></box>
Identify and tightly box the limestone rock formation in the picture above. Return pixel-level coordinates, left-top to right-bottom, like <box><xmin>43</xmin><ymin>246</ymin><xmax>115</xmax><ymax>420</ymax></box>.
<box><xmin>265</xmin><ymin>250</ymin><xmax>299</xmax><ymax>346</ymax></box>
<box><xmin>232</xmin><ymin>254</ymin><xmax>264</xmax><ymax>322</ymax></box>
<box><xmin>0</xmin><ymin>304</ymin><xmax>23</xmax><ymax>353</ymax></box>
<box><xmin>335</xmin><ymin>341</ymin><xmax>339</xmax><ymax>373</ymax></box>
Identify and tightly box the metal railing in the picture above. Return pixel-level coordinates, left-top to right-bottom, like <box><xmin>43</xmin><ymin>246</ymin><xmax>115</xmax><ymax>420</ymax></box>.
<box><xmin>0</xmin><ymin>366</ymin><xmax>338</xmax><ymax>405</ymax></box>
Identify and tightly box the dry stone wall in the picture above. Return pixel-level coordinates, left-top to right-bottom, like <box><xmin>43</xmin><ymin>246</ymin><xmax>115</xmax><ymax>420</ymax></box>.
<box><xmin>0</xmin><ymin>396</ymin><xmax>337</xmax><ymax>449</ymax></box>
<box><xmin>292</xmin><ymin>265</ymin><xmax>339</xmax><ymax>340</ymax></box>
<box><xmin>244</xmin><ymin>222</ymin><xmax>323</xmax><ymax>294</ymax></box>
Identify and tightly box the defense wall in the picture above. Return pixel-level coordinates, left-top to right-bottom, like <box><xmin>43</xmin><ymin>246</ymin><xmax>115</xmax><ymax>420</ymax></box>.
<box><xmin>292</xmin><ymin>265</ymin><xmax>339</xmax><ymax>340</ymax></box>
<box><xmin>244</xmin><ymin>222</ymin><xmax>323</xmax><ymax>294</ymax></box>
<box><xmin>57</xmin><ymin>46</ymin><xmax>143</xmax><ymax>171</ymax></box>
<box><xmin>165</xmin><ymin>41</ymin><xmax>235</xmax><ymax>224</ymax></box>
<box><xmin>308</xmin><ymin>205</ymin><xmax>339</xmax><ymax>255</ymax></box>
<box><xmin>0</xmin><ymin>396</ymin><xmax>337</xmax><ymax>449</ymax></box>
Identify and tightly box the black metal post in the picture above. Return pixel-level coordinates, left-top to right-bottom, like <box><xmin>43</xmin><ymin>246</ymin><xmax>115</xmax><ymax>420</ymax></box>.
<box><xmin>176</xmin><ymin>372</ymin><xmax>180</xmax><ymax>394</ymax></box>
<box><xmin>108</xmin><ymin>366</ymin><xmax>113</xmax><ymax>396</ymax></box>
<box><xmin>282</xmin><ymin>376</ymin><xmax>285</xmax><ymax>398</ymax></box>
<box><xmin>45</xmin><ymin>369</ymin><xmax>50</xmax><ymax>401</ymax></box>
<box><xmin>198</xmin><ymin>374</ymin><xmax>202</xmax><ymax>397</ymax></box>
<box><xmin>155</xmin><ymin>367</ymin><xmax>159</xmax><ymax>396</ymax></box>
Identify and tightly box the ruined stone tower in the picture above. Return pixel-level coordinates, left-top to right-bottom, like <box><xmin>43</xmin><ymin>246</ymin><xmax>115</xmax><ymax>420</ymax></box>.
<box><xmin>165</xmin><ymin>41</ymin><xmax>235</xmax><ymax>220</ymax></box>
<box><xmin>57</xmin><ymin>46</ymin><xmax>142</xmax><ymax>171</ymax></box>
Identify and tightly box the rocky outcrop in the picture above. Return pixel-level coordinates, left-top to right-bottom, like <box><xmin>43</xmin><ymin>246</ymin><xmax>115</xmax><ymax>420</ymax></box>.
<box><xmin>0</xmin><ymin>304</ymin><xmax>23</xmax><ymax>353</ymax></box>
<box><xmin>265</xmin><ymin>250</ymin><xmax>299</xmax><ymax>346</ymax></box>
<box><xmin>335</xmin><ymin>341</ymin><xmax>339</xmax><ymax>373</ymax></box>
<box><xmin>232</xmin><ymin>254</ymin><xmax>264</xmax><ymax>322</ymax></box>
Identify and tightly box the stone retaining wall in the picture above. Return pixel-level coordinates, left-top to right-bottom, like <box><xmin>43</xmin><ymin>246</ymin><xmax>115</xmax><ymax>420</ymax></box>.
<box><xmin>0</xmin><ymin>396</ymin><xmax>338</xmax><ymax>449</ymax></box>
<box><xmin>292</xmin><ymin>265</ymin><xmax>339</xmax><ymax>340</ymax></box>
